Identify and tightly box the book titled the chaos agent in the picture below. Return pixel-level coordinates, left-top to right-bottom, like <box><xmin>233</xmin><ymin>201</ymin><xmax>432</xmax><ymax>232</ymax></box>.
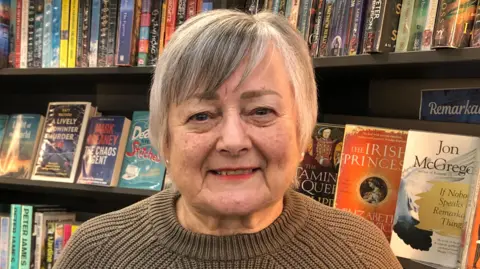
<box><xmin>334</xmin><ymin>124</ymin><xmax>408</xmax><ymax>241</ymax></box>
<box><xmin>390</xmin><ymin>130</ymin><xmax>480</xmax><ymax>268</ymax></box>
<box><xmin>31</xmin><ymin>102</ymin><xmax>93</xmax><ymax>183</ymax></box>
<box><xmin>118</xmin><ymin>111</ymin><xmax>166</xmax><ymax>191</ymax></box>
<box><xmin>0</xmin><ymin>114</ymin><xmax>45</xmax><ymax>179</ymax></box>
<box><xmin>296</xmin><ymin>123</ymin><xmax>345</xmax><ymax>207</ymax></box>
<box><xmin>419</xmin><ymin>88</ymin><xmax>480</xmax><ymax>124</ymax></box>
<box><xmin>77</xmin><ymin>116</ymin><xmax>131</xmax><ymax>187</ymax></box>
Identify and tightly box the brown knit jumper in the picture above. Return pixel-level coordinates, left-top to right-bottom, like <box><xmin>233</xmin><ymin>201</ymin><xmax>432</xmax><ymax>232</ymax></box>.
<box><xmin>53</xmin><ymin>188</ymin><xmax>403</xmax><ymax>269</ymax></box>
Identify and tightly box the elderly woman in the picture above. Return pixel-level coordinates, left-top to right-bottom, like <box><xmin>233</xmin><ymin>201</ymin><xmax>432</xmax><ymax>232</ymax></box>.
<box><xmin>54</xmin><ymin>9</ymin><xmax>402</xmax><ymax>269</ymax></box>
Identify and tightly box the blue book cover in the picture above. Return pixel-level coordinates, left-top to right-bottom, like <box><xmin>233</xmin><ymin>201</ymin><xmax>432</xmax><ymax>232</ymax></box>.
<box><xmin>51</xmin><ymin>0</ymin><xmax>61</xmax><ymax>67</ymax></box>
<box><xmin>0</xmin><ymin>0</ymin><xmax>9</xmax><ymax>68</ymax></box>
<box><xmin>32</xmin><ymin>102</ymin><xmax>91</xmax><ymax>183</ymax></box>
<box><xmin>118</xmin><ymin>111</ymin><xmax>166</xmax><ymax>191</ymax></box>
<box><xmin>78</xmin><ymin>116</ymin><xmax>130</xmax><ymax>186</ymax></box>
<box><xmin>420</xmin><ymin>88</ymin><xmax>480</xmax><ymax>124</ymax></box>
<box><xmin>0</xmin><ymin>115</ymin><xmax>9</xmax><ymax>151</ymax></box>
<box><xmin>0</xmin><ymin>114</ymin><xmax>44</xmax><ymax>179</ymax></box>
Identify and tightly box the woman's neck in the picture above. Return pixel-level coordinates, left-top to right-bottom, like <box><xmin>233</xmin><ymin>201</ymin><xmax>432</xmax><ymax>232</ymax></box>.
<box><xmin>176</xmin><ymin>196</ymin><xmax>284</xmax><ymax>236</ymax></box>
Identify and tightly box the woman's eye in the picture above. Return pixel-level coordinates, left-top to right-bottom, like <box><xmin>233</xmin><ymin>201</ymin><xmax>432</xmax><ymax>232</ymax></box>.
<box><xmin>253</xmin><ymin>107</ymin><xmax>273</xmax><ymax>116</ymax></box>
<box><xmin>189</xmin><ymin>112</ymin><xmax>210</xmax><ymax>122</ymax></box>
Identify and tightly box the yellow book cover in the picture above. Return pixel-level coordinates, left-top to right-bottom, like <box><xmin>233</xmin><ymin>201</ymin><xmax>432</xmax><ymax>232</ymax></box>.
<box><xmin>67</xmin><ymin>0</ymin><xmax>79</xmax><ymax>67</ymax></box>
<box><xmin>60</xmin><ymin>0</ymin><xmax>70</xmax><ymax>68</ymax></box>
<box><xmin>159</xmin><ymin>1</ymin><xmax>167</xmax><ymax>53</ymax></box>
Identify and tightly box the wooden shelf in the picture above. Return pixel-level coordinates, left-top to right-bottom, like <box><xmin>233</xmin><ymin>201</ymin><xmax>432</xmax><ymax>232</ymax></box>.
<box><xmin>0</xmin><ymin>177</ymin><xmax>156</xmax><ymax>213</ymax></box>
<box><xmin>0</xmin><ymin>66</ymin><xmax>154</xmax><ymax>76</ymax></box>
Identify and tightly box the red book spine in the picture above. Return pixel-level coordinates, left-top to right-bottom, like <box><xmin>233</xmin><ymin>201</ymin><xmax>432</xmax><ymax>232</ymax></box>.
<box><xmin>165</xmin><ymin>0</ymin><xmax>178</xmax><ymax>45</ymax></box>
<box><xmin>15</xmin><ymin>0</ymin><xmax>22</xmax><ymax>68</ymax></box>
<box><xmin>63</xmin><ymin>224</ymin><xmax>72</xmax><ymax>246</ymax></box>
<box><xmin>186</xmin><ymin>0</ymin><xmax>196</xmax><ymax>19</ymax></box>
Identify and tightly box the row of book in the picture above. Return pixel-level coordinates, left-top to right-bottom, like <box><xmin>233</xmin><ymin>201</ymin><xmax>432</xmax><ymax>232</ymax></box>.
<box><xmin>0</xmin><ymin>204</ymin><xmax>81</xmax><ymax>269</ymax></box>
<box><xmin>295</xmin><ymin>87</ymin><xmax>479</xmax><ymax>269</ymax></box>
<box><xmin>0</xmin><ymin>103</ymin><xmax>169</xmax><ymax>191</ymax></box>
<box><xmin>0</xmin><ymin>0</ymin><xmax>214</xmax><ymax>68</ymax></box>
<box><xmin>246</xmin><ymin>0</ymin><xmax>480</xmax><ymax>56</ymax></box>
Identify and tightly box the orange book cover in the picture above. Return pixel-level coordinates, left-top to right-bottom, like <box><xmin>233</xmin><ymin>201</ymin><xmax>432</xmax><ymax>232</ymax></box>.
<box><xmin>465</xmin><ymin>205</ymin><xmax>480</xmax><ymax>269</ymax></box>
<box><xmin>334</xmin><ymin>124</ymin><xmax>408</xmax><ymax>241</ymax></box>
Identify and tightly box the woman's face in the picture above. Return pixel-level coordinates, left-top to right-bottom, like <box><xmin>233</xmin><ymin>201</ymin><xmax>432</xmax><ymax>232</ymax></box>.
<box><xmin>165</xmin><ymin>47</ymin><xmax>302</xmax><ymax>216</ymax></box>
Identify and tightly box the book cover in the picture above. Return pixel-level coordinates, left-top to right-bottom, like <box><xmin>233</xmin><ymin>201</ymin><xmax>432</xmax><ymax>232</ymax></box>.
<box><xmin>334</xmin><ymin>124</ymin><xmax>408</xmax><ymax>241</ymax></box>
<box><xmin>77</xmin><ymin>116</ymin><xmax>131</xmax><ymax>187</ymax></box>
<box><xmin>432</xmin><ymin>0</ymin><xmax>476</xmax><ymax>48</ymax></box>
<box><xmin>296</xmin><ymin>124</ymin><xmax>344</xmax><ymax>207</ymax></box>
<box><xmin>32</xmin><ymin>102</ymin><xmax>92</xmax><ymax>183</ymax></box>
<box><xmin>118</xmin><ymin>111</ymin><xmax>166</xmax><ymax>191</ymax></box>
<box><xmin>0</xmin><ymin>0</ymin><xmax>9</xmax><ymax>68</ymax></box>
<box><xmin>0</xmin><ymin>114</ymin><xmax>45</xmax><ymax>179</ymax></box>
<box><xmin>419</xmin><ymin>88</ymin><xmax>480</xmax><ymax>124</ymax></box>
<box><xmin>0</xmin><ymin>115</ymin><xmax>9</xmax><ymax>148</ymax></box>
<box><xmin>390</xmin><ymin>130</ymin><xmax>480</xmax><ymax>268</ymax></box>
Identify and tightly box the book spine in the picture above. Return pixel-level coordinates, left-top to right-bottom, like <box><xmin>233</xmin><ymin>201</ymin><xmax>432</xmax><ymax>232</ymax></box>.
<box><xmin>361</xmin><ymin>0</ymin><xmax>379</xmax><ymax>53</ymax></box>
<box><xmin>52</xmin><ymin>224</ymin><xmax>63</xmax><ymax>264</ymax></box>
<box><xmin>106</xmin><ymin>0</ymin><xmax>118</xmax><ymax>66</ymax></box>
<box><xmin>116</xmin><ymin>0</ymin><xmax>135</xmax><ymax>65</ymax></box>
<box><xmin>394</xmin><ymin>0</ymin><xmax>415</xmax><ymax>52</ymax></box>
<box><xmin>288</xmin><ymin>0</ymin><xmax>300</xmax><ymax>29</ymax></box>
<box><xmin>88</xmin><ymin>0</ymin><xmax>100</xmax><ymax>67</ymax></box>
<box><xmin>67</xmin><ymin>0</ymin><xmax>79</xmax><ymax>67</ymax></box>
<box><xmin>62</xmin><ymin>224</ymin><xmax>72</xmax><ymax>247</ymax></box>
<box><xmin>42</xmin><ymin>0</ymin><xmax>53</xmax><ymax>67</ymax></box>
<box><xmin>420</xmin><ymin>0</ymin><xmax>438</xmax><ymax>50</ymax></box>
<box><xmin>378</xmin><ymin>0</ymin><xmax>401</xmax><ymax>52</ymax></box>
<box><xmin>75</xmin><ymin>0</ymin><xmax>85</xmax><ymax>66</ymax></box>
<box><xmin>20</xmin><ymin>0</ymin><xmax>29</xmax><ymax>68</ymax></box>
<box><xmin>164</xmin><ymin>0</ymin><xmax>178</xmax><ymax>46</ymax></box>
<box><xmin>80</xmin><ymin>0</ymin><xmax>91</xmax><ymax>67</ymax></box>
<box><xmin>32</xmin><ymin>0</ymin><xmax>43</xmax><ymax>68</ymax></box>
<box><xmin>308</xmin><ymin>0</ymin><xmax>325</xmax><ymax>57</ymax></box>
<box><xmin>305</xmin><ymin>0</ymin><xmax>320</xmax><ymax>49</ymax></box>
<box><xmin>27</xmin><ymin>0</ymin><xmax>35</xmax><ymax>67</ymax></box>
<box><xmin>176</xmin><ymin>0</ymin><xmax>186</xmax><ymax>27</ymax></box>
<box><xmin>15</xmin><ymin>0</ymin><xmax>22</xmax><ymax>68</ymax></box>
<box><xmin>97</xmin><ymin>0</ymin><xmax>110</xmax><ymax>67</ymax></box>
<box><xmin>45</xmin><ymin>222</ymin><xmax>54</xmax><ymax>269</ymax></box>
<box><xmin>343</xmin><ymin>0</ymin><xmax>357</xmax><ymax>55</ymax></box>
<box><xmin>33</xmin><ymin>213</ymin><xmax>42</xmax><ymax>269</ymax></box>
<box><xmin>186</xmin><ymin>0</ymin><xmax>196</xmax><ymax>19</ymax></box>
<box><xmin>51</xmin><ymin>0</ymin><xmax>62</xmax><ymax>67</ymax></box>
<box><xmin>18</xmin><ymin>205</ymin><xmax>32</xmax><ymax>269</ymax></box>
<box><xmin>147</xmin><ymin>0</ymin><xmax>161</xmax><ymax>65</ymax></box>
<box><xmin>138</xmin><ymin>0</ymin><xmax>152</xmax><ymax>66</ymax></box>
<box><xmin>8</xmin><ymin>205</ymin><xmax>21</xmax><ymax>269</ymax></box>
<box><xmin>327</xmin><ymin>0</ymin><xmax>349</xmax><ymax>56</ymax></box>
<box><xmin>347</xmin><ymin>0</ymin><xmax>367</xmax><ymax>55</ymax></box>
<box><xmin>0</xmin><ymin>217</ymin><xmax>9</xmax><ymax>269</ymax></box>
<box><xmin>9</xmin><ymin>0</ymin><xmax>18</xmax><ymax>67</ymax></box>
<box><xmin>298</xmin><ymin>0</ymin><xmax>313</xmax><ymax>39</ymax></box>
<box><xmin>59</xmin><ymin>0</ymin><xmax>70</xmax><ymax>67</ymax></box>
<box><xmin>318</xmin><ymin>0</ymin><xmax>332</xmax><ymax>56</ymax></box>
<box><xmin>159</xmin><ymin>0</ymin><xmax>167</xmax><ymax>53</ymax></box>
<box><xmin>471</xmin><ymin>0</ymin><xmax>480</xmax><ymax>47</ymax></box>
<box><xmin>432</xmin><ymin>0</ymin><xmax>476</xmax><ymax>48</ymax></box>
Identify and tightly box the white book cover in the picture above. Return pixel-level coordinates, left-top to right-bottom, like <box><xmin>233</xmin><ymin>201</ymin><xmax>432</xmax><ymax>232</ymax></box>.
<box><xmin>390</xmin><ymin>130</ymin><xmax>480</xmax><ymax>268</ymax></box>
<box><xmin>31</xmin><ymin>102</ymin><xmax>92</xmax><ymax>183</ymax></box>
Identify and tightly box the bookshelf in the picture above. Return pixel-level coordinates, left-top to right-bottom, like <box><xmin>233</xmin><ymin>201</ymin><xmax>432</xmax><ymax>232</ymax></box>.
<box><xmin>1</xmin><ymin>48</ymin><xmax>479</xmax><ymax>269</ymax></box>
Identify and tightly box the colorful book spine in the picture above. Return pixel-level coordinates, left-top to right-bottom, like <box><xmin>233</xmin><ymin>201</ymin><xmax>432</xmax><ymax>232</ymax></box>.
<box><xmin>309</xmin><ymin>0</ymin><xmax>326</xmax><ymax>57</ymax></box>
<box><xmin>432</xmin><ymin>0</ymin><xmax>476</xmax><ymax>48</ymax></box>
<box><xmin>88</xmin><ymin>0</ymin><xmax>100</xmax><ymax>67</ymax></box>
<box><xmin>33</xmin><ymin>0</ymin><xmax>45</xmax><ymax>68</ymax></box>
<box><xmin>296</xmin><ymin>124</ymin><xmax>344</xmax><ymax>207</ymax></box>
<box><xmin>390</xmin><ymin>131</ymin><xmax>480</xmax><ymax>268</ymax></box>
<box><xmin>420</xmin><ymin>0</ymin><xmax>438</xmax><ymax>50</ymax></box>
<box><xmin>106</xmin><ymin>0</ymin><xmax>118</xmax><ymax>66</ymax></box>
<box><xmin>80</xmin><ymin>0</ymin><xmax>91</xmax><ymax>67</ymax></box>
<box><xmin>0</xmin><ymin>115</ymin><xmax>8</xmax><ymax>146</ymax></box>
<box><xmin>18</xmin><ymin>205</ymin><xmax>33</xmax><ymax>269</ymax></box>
<box><xmin>27</xmin><ymin>0</ymin><xmax>35</xmax><ymax>67</ymax></box>
<box><xmin>137</xmin><ymin>0</ymin><xmax>152</xmax><ymax>66</ymax></box>
<box><xmin>14</xmin><ymin>0</ymin><xmax>23</xmax><ymax>68</ymax></box>
<box><xmin>347</xmin><ymin>0</ymin><xmax>367</xmax><ymax>55</ymax></box>
<box><xmin>51</xmin><ymin>0</ymin><xmax>61</xmax><ymax>67</ymax></box>
<box><xmin>116</xmin><ymin>0</ymin><xmax>141</xmax><ymax>65</ymax></box>
<box><xmin>53</xmin><ymin>223</ymin><xmax>63</xmax><ymax>263</ymax></box>
<box><xmin>287</xmin><ymin>0</ymin><xmax>300</xmax><ymax>29</ymax></box>
<box><xmin>164</xmin><ymin>0</ymin><xmax>178</xmax><ymax>46</ymax></box>
<box><xmin>0</xmin><ymin>216</ymin><xmax>9</xmax><ymax>269</ymax></box>
<box><xmin>327</xmin><ymin>0</ymin><xmax>349</xmax><ymax>56</ymax></box>
<box><xmin>472</xmin><ymin>0</ymin><xmax>480</xmax><ymax>47</ymax></box>
<box><xmin>411</xmin><ymin>0</ymin><xmax>428</xmax><ymax>51</ymax></box>
<box><xmin>42</xmin><ymin>0</ymin><xmax>53</xmax><ymax>67</ymax></box>
<box><xmin>45</xmin><ymin>222</ymin><xmax>55</xmax><ymax>269</ymax></box>
<box><xmin>8</xmin><ymin>204</ymin><xmax>21</xmax><ymax>269</ymax></box>
<box><xmin>77</xmin><ymin>116</ymin><xmax>131</xmax><ymax>187</ymax></box>
<box><xmin>75</xmin><ymin>0</ymin><xmax>84</xmax><ymax>66</ymax></box>
<box><xmin>97</xmin><ymin>0</ymin><xmax>110</xmax><ymax>67</ymax></box>
<box><xmin>394</xmin><ymin>0</ymin><xmax>415</xmax><ymax>52</ymax></box>
<box><xmin>8</xmin><ymin>0</ymin><xmax>17</xmax><ymax>68</ymax></box>
<box><xmin>32</xmin><ymin>102</ymin><xmax>92</xmax><ymax>183</ymax></box>
<box><xmin>147</xmin><ymin>0</ymin><xmax>162</xmax><ymax>66</ymax></box>
<box><xmin>186</xmin><ymin>0</ymin><xmax>196</xmax><ymax>19</ymax></box>
<box><xmin>67</xmin><ymin>0</ymin><xmax>79</xmax><ymax>67</ymax></box>
<box><xmin>158</xmin><ymin>0</ymin><xmax>167</xmax><ymax>53</ymax></box>
<box><xmin>59</xmin><ymin>0</ymin><xmax>70</xmax><ymax>67</ymax></box>
<box><xmin>176</xmin><ymin>0</ymin><xmax>187</xmax><ymax>27</ymax></box>
<box><xmin>118</xmin><ymin>111</ymin><xmax>166</xmax><ymax>191</ymax></box>
<box><xmin>298</xmin><ymin>0</ymin><xmax>313</xmax><ymax>39</ymax></box>
<box><xmin>20</xmin><ymin>0</ymin><xmax>29</xmax><ymax>68</ymax></box>
<box><xmin>318</xmin><ymin>0</ymin><xmax>333</xmax><ymax>56</ymax></box>
<box><xmin>335</xmin><ymin>124</ymin><xmax>408</xmax><ymax>241</ymax></box>
<box><xmin>362</xmin><ymin>0</ymin><xmax>402</xmax><ymax>53</ymax></box>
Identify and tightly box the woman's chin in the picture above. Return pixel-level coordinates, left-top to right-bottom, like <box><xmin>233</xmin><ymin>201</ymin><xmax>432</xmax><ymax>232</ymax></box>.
<box><xmin>203</xmin><ymin>190</ymin><xmax>272</xmax><ymax>216</ymax></box>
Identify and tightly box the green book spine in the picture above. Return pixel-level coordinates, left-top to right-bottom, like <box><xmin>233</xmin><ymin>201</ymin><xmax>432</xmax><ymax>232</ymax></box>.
<box><xmin>8</xmin><ymin>204</ymin><xmax>22</xmax><ymax>269</ymax></box>
<box><xmin>18</xmin><ymin>205</ymin><xmax>33</xmax><ymax>269</ymax></box>
<box><xmin>395</xmin><ymin>0</ymin><xmax>416</xmax><ymax>52</ymax></box>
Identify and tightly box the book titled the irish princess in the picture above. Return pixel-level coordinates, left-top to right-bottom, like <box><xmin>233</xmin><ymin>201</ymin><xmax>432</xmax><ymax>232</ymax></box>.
<box><xmin>419</xmin><ymin>88</ymin><xmax>480</xmax><ymax>124</ymax></box>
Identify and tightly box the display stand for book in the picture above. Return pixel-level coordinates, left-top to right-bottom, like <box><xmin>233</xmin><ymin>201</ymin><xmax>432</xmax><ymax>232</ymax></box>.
<box><xmin>2</xmin><ymin>48</ymin><xmax>480</xmax><ymax>268</ymax></box>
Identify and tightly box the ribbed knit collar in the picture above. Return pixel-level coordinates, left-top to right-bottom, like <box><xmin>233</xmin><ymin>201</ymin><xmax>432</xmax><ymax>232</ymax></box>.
<box><xmin>148</xmin><ymin>188</ymin><xmax>308</xmax><ymax>261</ymax></box>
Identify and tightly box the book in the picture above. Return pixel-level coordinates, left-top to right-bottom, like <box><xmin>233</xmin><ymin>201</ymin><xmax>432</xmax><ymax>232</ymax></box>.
<box><xmin>8</xmin><ymin>204</ymin><xmax>21</xmax><ymax>269</ymax></box>
<box><xmin>362</xmin><ymin>0</ymin><xmax>402</xmax><ymax>53</ymax></box>
<box><xmin>77</xmin><ymin>116</ymin><xmax>131</xmax><ymax>187</ymax></box>
<box><xmin>0</xmin><ymin>0</ymin><xmax>9</xmax><ymax>68</ymax></box>
<box><xmin>390</xmin><ymin>130</ymin><xmax>480</xmax><ymax>268</ymax></box>
<box><xmin>32</xmin><ymin>102</ymin><xmax>92</xmax><ymax>183</ymax></box>
<box><xmin>0</xmin><ymin>216</ymin><xmax>9</xmax><ymax>269</ymax></box>
<box><xmin>419</xmin><ymin>88</ymin><xmax>480</xmax><ymax>124</ymax></box>
<box><xmin>118</xmin><ymin>111</ymin><xmax>166</xmax><ymax>191</ymax></box>
<box><xmin>432</xmin><ymin>0</ymin><xmax>476</xmax><ymax>48</ymax></box>
<box><xmin>0</xmin><ymin>115</ymin><xmax>9</xmax><ymax>149</ymax></box>
<box><xmin>327</xmin><ymin>0</ymin><xmax>349</xmax><ymax>56</ymax></box>
<box><xmin>395</xmin><ymin>0</ymin><xmax>416</xmax><ymax>52</ymax></box>
<box><xmin>0</xmin><ymin>114</ymin><xmax>45</xmax><ymax>179</ymax></box>
<box><xmin>116</xmin><ymin>0</ymin><xmax>142</xmax><ymax>66</ymax></box>
<box><xmin>296</xmin><ymin>123</ymin><xmax>344</xmax><ymax>207</ymax></box>
<box><xmin>334</xmin><ymin>124</ymin><xmax>408</xmax><ymax>241</ymax></box>
<box><xmin>471</xmin><ymin>0</ymin><xmax>480</xmax><ymax>47</ymax></box>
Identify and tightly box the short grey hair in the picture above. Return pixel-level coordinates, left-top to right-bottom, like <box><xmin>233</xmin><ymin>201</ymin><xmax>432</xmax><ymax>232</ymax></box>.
<box><xmin>149</xmin><ymin>9</ymin><xmax>318</xmax><ymax>159</ymax></box>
